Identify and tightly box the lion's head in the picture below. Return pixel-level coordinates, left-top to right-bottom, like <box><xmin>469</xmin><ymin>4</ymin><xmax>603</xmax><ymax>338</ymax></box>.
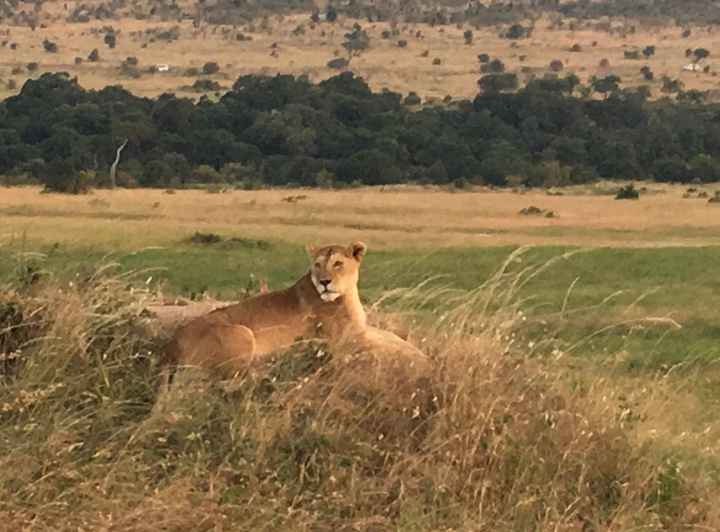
<box><xmin>306</xmin><ymin>242</ymin><xmax>367</xmax><ymax>302</ymax></box>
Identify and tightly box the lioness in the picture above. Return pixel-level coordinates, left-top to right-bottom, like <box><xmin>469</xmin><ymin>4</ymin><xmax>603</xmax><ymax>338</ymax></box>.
<box><xmin>162</xmin><ymin>241</ymin><xmax>424</xmax><ymax>384</ymax></box>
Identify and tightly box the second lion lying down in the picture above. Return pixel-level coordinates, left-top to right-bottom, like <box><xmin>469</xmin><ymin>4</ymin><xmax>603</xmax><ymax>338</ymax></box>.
<box><xmin>163</xmin><ymin>241</ymin><xmax>427</xmax><ymax>381</ymax></box>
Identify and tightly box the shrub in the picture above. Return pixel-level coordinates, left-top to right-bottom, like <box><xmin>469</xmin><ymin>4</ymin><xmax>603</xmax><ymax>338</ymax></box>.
<box><xmin>549</xmin><ymin>59</ymin><xmax>564</xmax><ymax>72</ymax></box>
<box><xmin>478</xmin><ymin>73</ymin><xmax>519</xmax><ymax>94</ymax></box>
<box><xmin>191</xmin><ymin>164</ymin><xmax>222</xmax><ymax>182</ymax></box>
<box><xmin>477</xmin><ymin>53</ymin><xmax>490</xmax><ymax>63</ymax></box>
<box><xmin>42</xmin><ymin>39</ymin><xmax>58</xmax><ymax>53</ymax></box>
<box><xmin>42</xmin><ymin>164</ymin><xmax>95</xmax><ymax>194</ymax></box>
<box><xmin>88</xmin><ymin>48</ymin><xmax>100</xmax><ymax>62</ymax></box>
<box><xmin>190</xmin><ymin>79</ymin><xmax>222</xmax><ymax>92</ymax></box>
<box><xmin>661</xmin><ymin>76</ymin><xmax>684</xmax><ymax>94</ymax></box>
<box><xmin>403</xmin><ymin>91</ymin><xmax>421</xmax><ymax>105</ymax></box>
<box><xmin>314</xmin><ymin>168</ymin><xmax>335</xmax><ymax>188</ymax></box>
<box><xmin>570</xmin><ymin>43</ymin><xmax>582</xmax><ymax>52</ymax></box>
<box><xmin>103</xmin><ymin>32</ymin><xmax>116</xmax><ymax>49</ymax></box>
<box><xmin>615</xmin><ymin>183</ymin><xmax>640</xmax><ymax>200</ymax></box>
<box><xmin>325</xmin><ymin>5</ymin><xmax>337</xmax><ymax>22</ymax></box>
<box><xmin>326</xmin><ymin>57</ymin><xmax>349</xmax><ymax>70</ymax></box>
<box><xmin>202</xmin><ymin>62</ymin><xmax>220</xmax><ymax>75</ymax></box>
<box><xmin>504</xmin><ymin>23</ymin><xmax>528</xmax><ymax>39</ymax></box>
<box><xmin>480</xmin><ymin>58</ymin><xmax>505</xmax><ymax>73</ymax></box>
<box><xmin>397</xmin><ymin>39</ymin><xmax>407</xmax><ymax>48</ymax></box>
<box><xmin>26</xmin><ymin>62</ymin><xmax>39</xmax><ymax>72</ymax></box>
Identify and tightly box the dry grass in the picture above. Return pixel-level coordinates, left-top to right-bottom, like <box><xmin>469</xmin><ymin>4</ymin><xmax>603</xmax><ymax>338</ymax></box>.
<box><xmin>0</xmin><ymin>253</ymin><xmax>717</xmax><ymax>530</ymax></box>
<box><xmin>1</xmin><ymin>6</ymin><xmax>719</xmax><ymax>101</ymax></box>
<box><xmin>3</xmin><ymin>184</ymin><xmax>720</xmax><ymax>250</ymax></box>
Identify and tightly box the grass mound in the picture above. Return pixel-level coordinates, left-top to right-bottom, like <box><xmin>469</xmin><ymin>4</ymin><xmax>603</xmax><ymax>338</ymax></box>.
<box><xmin>0</xmin><ymin>258</ymin><xmax>713</xmax><ymax>530</ymax></box>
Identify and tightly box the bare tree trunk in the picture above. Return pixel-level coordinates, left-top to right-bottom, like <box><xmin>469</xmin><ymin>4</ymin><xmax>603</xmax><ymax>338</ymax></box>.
<box><xmin>109</xmin><ymin>138</ymin><xmax>128</xmax><ymax>189</ymax></box>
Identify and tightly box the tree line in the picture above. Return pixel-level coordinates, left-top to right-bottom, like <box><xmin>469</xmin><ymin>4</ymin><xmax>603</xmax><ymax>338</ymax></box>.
<box><xmin>1</xmin><ymin>71</ymin><xmax>720</xmax><ymax>192</ymax></box>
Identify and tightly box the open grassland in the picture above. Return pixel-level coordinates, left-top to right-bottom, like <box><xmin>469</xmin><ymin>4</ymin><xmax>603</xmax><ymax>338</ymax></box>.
<box><xmin>4</xmin><ymin>184</ymin><xmax>720</xmax><ymax>250</ymax></box>
<box><xmin>1</xmin><ymin>246</ymin><xmax>719</xmax><ymax>530</ymax></box>
<box><xmin>3</xmin><ymin>185</ymin><xmax>720</xmax><ymax>369</ymax></box>
<box><xmin>2</xmin><ymin>185</ymin><xmax>720</xmax><ymax>528</ymax></box>
<box><xmin>1</xmin><ymin>6</ymin><xmax>720</xmax><ymax>101</ymax></box>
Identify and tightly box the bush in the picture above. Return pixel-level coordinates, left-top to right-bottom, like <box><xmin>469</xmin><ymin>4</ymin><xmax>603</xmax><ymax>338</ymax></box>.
<box><xmin>88</xmin><ymin>48</ymin><xmax>100</xmax><ymax>62</ymax></box>
<box><xmin>314</xmin><ymin>168</ymin><xmax>335</xmax><ymax>188</ymax></box>
<box><xmin>549</xmin><ymin>59</ymin><xmax>564</xmax><ymax>72</ymax></box>
<box><xmin>403</xmin><ymin>91</ymin><xmax>421</xmax><ymax>105</ymax></box>
<box><xmin>477</xmin><ymin>53</ymin><xmax>490</xmax><ymax>63</ymax></box>
<box><xmin>478</xmin><ymin>73</ymin><xmax>519</xmax><ymax>94</ymax></box>
<box><xmin>615</xmin><ymin>183</ymin><xmax>640</xmax><ymax>200</ymax></box>
<box><xmin>480</xmin><ymin>58</ymin><xmax>505</xmax><ymax>73</ymax></box>
<box><xmin>103</xmin><ymin>32</ymin><xmax>116</xmax><ymax>49</ymax></box>
<box><xmin>202</xmin><ymin>62</ymin><xmax>220</xmax><ymax>75</ymax></box>
<box><xmin>191</xmin><ymin>164</ymin><xmax>222</xmax><ymax>183</ymax></box>
<box><xmin>326</xmin><ymin>57</ymin><xmax>349</xmax><ymax>70</ymax></box>
<box><xmin>26</xmin><ymin>62</ymin><xmax>39</xmax><ymax>72</ymax></box>
<box><xmin>42</xmin><ymin>39</ymin><xmax>58</xmax><ymax>53</ymax></box>
<box><xmin>504</xmin><ymin>23</ymin><xmax>528</xmax><ymax>39</ymax></box>
<box><xmin>190</xmin><ymin>79</ymin><xmax>222</xmax><ymax>92</ymax></box>
<box><xmin>42</xmin><ymin>163</ymin><xmax>95</xmax><ymax>194</ymax></box>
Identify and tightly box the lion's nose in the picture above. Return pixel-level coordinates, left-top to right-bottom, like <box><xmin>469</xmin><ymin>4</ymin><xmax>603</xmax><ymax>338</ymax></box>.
<box><xmin>319</xmin><ymin>279</ymin><xmax>331</xmax><ymax>288</ymax></box>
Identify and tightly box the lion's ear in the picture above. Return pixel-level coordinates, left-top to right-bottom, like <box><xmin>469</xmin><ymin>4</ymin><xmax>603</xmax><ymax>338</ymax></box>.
<box><xmin>305</xmin><ymin>243</ymin><xmax>317</xmax><ymax>257</ymax></box>
<box><xmin>348</xmin><ymin>241</ymin><xmax>367</xmax><ymax>262</ymax></box>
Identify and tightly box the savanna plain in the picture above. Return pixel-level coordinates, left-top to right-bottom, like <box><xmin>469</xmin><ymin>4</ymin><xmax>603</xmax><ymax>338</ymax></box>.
<box><xmin>2</xmin><ymin>183</ymin><xmax>720</xmax><ymax>530</ymax></box>
<box><xmin>4</xmin><ymin>0</ymin><xmax>720</xmax><ymax>528</ymax></box>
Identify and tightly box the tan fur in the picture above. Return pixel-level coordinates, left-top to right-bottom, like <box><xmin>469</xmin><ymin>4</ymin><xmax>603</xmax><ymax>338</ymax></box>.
<box><xmin>163</xmin><ymin>242</ymin><xmax>371</xmax><ymax>379</ymax></box>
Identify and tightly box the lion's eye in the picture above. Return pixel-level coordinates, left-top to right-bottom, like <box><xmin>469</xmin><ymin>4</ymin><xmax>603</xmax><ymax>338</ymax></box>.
<box><xmin>333</xmin><ymin>261</ymin><xmax>343</xmax><ymax>269</ymax></box>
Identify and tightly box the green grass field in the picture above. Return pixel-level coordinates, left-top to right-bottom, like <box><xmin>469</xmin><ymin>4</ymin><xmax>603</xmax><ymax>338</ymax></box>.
<box><xmin>4</xmin><ymin>239</ymin><xmax>720</xmax><ymax>371</ymax></box>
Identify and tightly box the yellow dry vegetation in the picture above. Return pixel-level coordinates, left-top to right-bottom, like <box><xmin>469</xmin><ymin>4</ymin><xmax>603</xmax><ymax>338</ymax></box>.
<box><xmin>1</xmin><ymin>3</ymin><xmax>719</xmax><ymax>101</ymax></box>
<box><xmin>2</xmin><ymin>183</ymin><xmax>720</xmax><ymax>249</ymax></box>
